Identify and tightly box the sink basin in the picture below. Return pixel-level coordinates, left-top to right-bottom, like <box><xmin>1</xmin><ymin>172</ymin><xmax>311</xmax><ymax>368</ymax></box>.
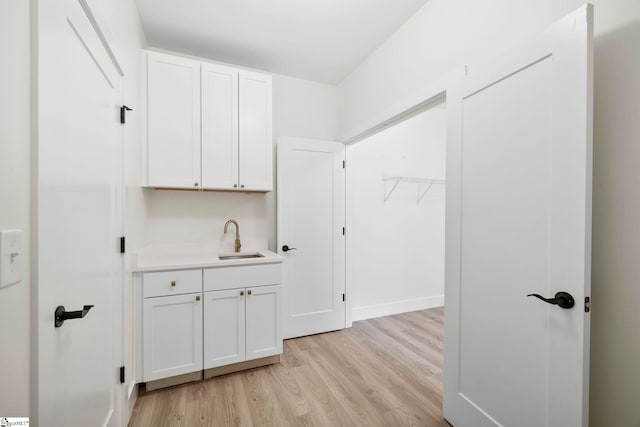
<box><xmin>218</xmin><ymin>252</ymin><xmax>265</xmax><ymax>260</ymax></box>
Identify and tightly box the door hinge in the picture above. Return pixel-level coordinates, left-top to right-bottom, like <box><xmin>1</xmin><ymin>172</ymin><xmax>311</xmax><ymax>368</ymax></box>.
<box><xmin>120</xmin><ymin>236</ymin><xmax>126</xmax><ymax>254</ymax></box>
<box><xmin>342</xmin><ymin>293</ymin><xmax>345</xmax><ymax>302</ymax></box>
<box><xmin>119</xmin><ymin>366</ymin><xmax>125</xmax><ymax>384</ymax></box>
<box><xmin>342</xmin><ymin>160</ymin><xmax>345</xmax><ymax>169</ymax></box>
<box><xmin>342</xmin><ymin>227</ymin><xmax>345</xmax><ymax>236</ymax></box>
<box><xmin>120</xmin><ymin>105</ymin><xmax>132</xmax><ymax>124</ymax></box>
<box><xmin>585</xmin><ymin>296</ymin><xmax>591</xmax><ymax>313</ymax></box>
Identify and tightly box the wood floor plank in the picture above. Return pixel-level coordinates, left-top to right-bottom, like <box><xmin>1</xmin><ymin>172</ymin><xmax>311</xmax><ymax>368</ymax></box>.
<box><xmin>339</xmin><ymin>326</ymin><xmax>444</xmax><ymax>418</ymax></box>
<box><xmin>280</xmin><ymin>340</ymin><xmax>306</xmax><ymax>369</ymax></box>
<box><xmin>265</xmin><ymin>363</ymin><xmax>309</xmax><ymax>417</ymax></box>
<box><xmin>129</xmin><ymin>308</ymin><xmax>449</xmax><ymax>427</ymax></box>
<box><xmin>207</xmin><ymin>373</ymin><xmax>254</xmax><ymax>427</ymax></box>
<box><xmin>348</xmin><ymin>324</ymin><xmax>445</xmax><ymax>419</ymax></box>
<box><xmin>290</xmin><ymin>363</ymin><xmax>359</xmax><ymax>426</ymax></box>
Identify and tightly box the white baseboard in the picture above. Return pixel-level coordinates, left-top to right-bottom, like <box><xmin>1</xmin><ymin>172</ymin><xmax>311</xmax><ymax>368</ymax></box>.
<box><xmin>125</xmin><ymin>382</ymin><xmax>138</xmax><ymax>424</ymax></box>
<box><xmin>351</xmin><ymin>295</ymin><xmax>444</xmax><ymax>322</ymax></box>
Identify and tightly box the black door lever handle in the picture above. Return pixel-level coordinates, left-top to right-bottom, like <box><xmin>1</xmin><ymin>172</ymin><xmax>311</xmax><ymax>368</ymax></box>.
<box><xmin>527</xmin><ymin>292</ymin><xmax>575</xmax><ymax>309</ymax></box>
<box><xmin>55</xmin><ymin>305</ymin><xmax>94</xmax><ymax>328</ymax></box>
<box><xmin>282</xmin><ymin>245</ymin><xmax>297</xmax><ymax>252</ymax></box>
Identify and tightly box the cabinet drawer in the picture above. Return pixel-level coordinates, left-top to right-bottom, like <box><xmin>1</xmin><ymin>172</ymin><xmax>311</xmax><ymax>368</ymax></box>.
<box><xmin>204</xmin><ymin>263</ymin><xmax>281</xmax><ymax>292</ymax></box>
<box><xmin>143</xmin><ymin>269</ymin><xmax>202</xmax><ymax>298</ymax></box>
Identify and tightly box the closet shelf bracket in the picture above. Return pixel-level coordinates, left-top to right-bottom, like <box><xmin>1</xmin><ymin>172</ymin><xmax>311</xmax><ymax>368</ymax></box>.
<box><xmin>383</xmin><ymin>176</ymin><xmax>445</xmax><ymax>204</ymax></box>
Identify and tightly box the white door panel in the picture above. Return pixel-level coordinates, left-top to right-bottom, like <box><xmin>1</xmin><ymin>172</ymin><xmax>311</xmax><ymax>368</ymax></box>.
<box><xmin>459</xmin><ymin>55</ymin><xmax>552</xmax><ymax>427</ymax></box>
<box><xmin>36</xmin><ymin>0</ymin><xmax>123</xmax><ymax>425</ymax></box>
<box><xmin>278</xmin><ymin>137</ymin><xmax>345</xmax><ymax>338</ymax></box>
<box><xmin>444</xmin><ymin>5</ymin><xmax>592</xmax><ymax>427</ymax></box>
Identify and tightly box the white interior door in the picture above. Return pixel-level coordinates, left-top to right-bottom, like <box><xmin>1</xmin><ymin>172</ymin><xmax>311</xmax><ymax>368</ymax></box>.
<box><xmin>36</xmin><ymin>0</ymin><xmax>123</xmax><ymax>425</ymax></box>
<box><xmin>277</xmin><ymin>137</ymin><xmax>345</xmax><ymax>338</ymax></box>
<box><xmin>444</xmin><ymin>5</ymin><xmax>593</xmax><ymax>427</ymax></box>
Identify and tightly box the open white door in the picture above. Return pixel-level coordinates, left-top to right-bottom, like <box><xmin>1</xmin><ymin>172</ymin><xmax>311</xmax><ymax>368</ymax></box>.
<box><xmin>277</xmin><ymin>137</ymin><xmax>345</xmax><ymax>339</ymax></box>
<box><xmin>444</xmin><ymin>4</ymin><xmax>593</xmax><ymax>427</ymax></box>
<box><xmin>35</xmin><ymin>0</ymin><xmax>124</xmax><ymax>426</ymax></box>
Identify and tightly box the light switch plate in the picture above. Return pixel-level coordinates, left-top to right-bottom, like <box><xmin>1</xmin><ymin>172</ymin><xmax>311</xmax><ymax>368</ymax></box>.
<box><xmin>0</xmin><ymin>229</ymin><xmax>23</xmax><ymax>288</ymax></box>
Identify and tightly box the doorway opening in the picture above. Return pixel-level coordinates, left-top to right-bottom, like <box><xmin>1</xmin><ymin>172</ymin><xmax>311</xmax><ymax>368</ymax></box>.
<box><xmin>346</xmin><ymin>101</ymin><xmax>447</xmax><ymax>323</ymax></box>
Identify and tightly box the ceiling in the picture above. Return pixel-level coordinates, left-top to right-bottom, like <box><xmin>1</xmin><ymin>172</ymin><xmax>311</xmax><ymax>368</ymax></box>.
<box><xmin>135</xmin><ymin>0</ymin><xmax>428</xmax><ymax>84</ymax></box>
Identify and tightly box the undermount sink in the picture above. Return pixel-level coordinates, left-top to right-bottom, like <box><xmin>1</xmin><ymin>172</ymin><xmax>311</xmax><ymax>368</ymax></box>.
<box><xmin>218</xmin><ymin>252</ymin><xmax>265</xmax><ymax>260</ymax></box>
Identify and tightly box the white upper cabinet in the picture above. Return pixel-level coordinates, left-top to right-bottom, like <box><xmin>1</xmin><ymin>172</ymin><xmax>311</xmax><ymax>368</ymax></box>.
<box><xmin>239</xmin><ymin>71</ymin><xmax>273</xmax><ymax>191</ymax></box>
<box><xmin>146</xmin><ymin>52</ymin><xmax>201</xmax><ymax>189</ymax></box>
<box><xmin>144</xmin><ymin>51</ymin><xmax>273</xmax><ymax>192</ymax></box>
<box><xmin>201</xmin><ymin>63</ymin><xmax>239</xmax><ymax>190</ymax></box>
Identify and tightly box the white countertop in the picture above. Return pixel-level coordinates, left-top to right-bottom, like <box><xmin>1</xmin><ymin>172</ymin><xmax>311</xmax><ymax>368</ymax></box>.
<box><xmin>133</xmin><ymin>241</ymin><xmax>284</xmax><ymax>272</ymax></box>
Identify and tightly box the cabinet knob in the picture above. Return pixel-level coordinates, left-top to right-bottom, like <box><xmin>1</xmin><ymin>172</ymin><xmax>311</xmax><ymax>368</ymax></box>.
<box><xmin>195</xmin><ymin>295</ymin><xmax>201</xmax><ymax>301</ymax></box>
<box><xmin>240</xmin><ymin>290</ymin><xmax>244</xmax><ymax>296</ymax></box>
<box><xmin>240</xmin><ymin>184</ymin><xmax>245</xmax><ymax>189</ymax></box>
<box><xmin>171</xmin><ymin>281</ymin><xmax>176</xmax><ymax>287</ymax></box>
<box><xmin>247</xmin><ymin>290</ymin><xmax>252</xmax><ymax>295</ymax></box>
<box><xmin>234</xmin><ymin>184</ymin><xmax>238</xmax><ymax>188</ymax></box>
<box><xmin>194</xmin><ymin>182</ymin><xmax>199</xmax><ymax>187</ymax></box>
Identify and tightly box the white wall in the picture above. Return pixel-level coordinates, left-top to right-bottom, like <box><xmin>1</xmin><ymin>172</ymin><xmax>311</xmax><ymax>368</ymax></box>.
<box><xmin>347</xmin><ymin>106</ymin><xmax>446</xmax><ymax>321</ymax></box>
<box><xmin>0</xmin><ymin>0</ymin><xmax>30</xmax><ymax>416</ymax></box>
<box><xmin>337</xmin><ymin>0</ymin><xmax>590</xmax><ymax>138</ymax></box>
<box><xmin>143</xmin><ymin>73</ymin><xmax>338</xmax><ymax>251</ymax></box>
<box><xmin>337</xmin><ymin>0</ymin><xmax>464</xmax><ymax>139</ymax></box>
<box><xmin>338</xmin><ymin>1</ymin><xmax>640</xmax><ymax>425</ymax></box>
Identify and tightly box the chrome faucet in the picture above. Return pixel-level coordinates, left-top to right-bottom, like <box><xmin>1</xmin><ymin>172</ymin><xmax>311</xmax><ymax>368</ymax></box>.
<box><xmin>224</xmin><ymin>219</ymin><xmax>241</xmax><ymax>253</ymax></box>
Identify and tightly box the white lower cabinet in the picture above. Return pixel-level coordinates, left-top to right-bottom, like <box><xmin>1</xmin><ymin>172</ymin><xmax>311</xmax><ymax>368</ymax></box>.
<box><xmin>204</xmin><ymin>284</ymin><xmax>282</xmax><ymax>369</ymax></box>
<box><xmin>204</xmin><ymin>288</ymin><xmax>246</xmax><ymax>368</ymax></box>
<box><xmin>143</xmin><ymin>292</ymin><xmax>203</xmax><ymax>382</ymax></box>
<box><xmin>246</xmin><ymin>285</ymin><xmax>283</xmax><ymax>360</ymax></box>
<box><xmin>141</xmin><ymin>264</ymin><xmax>283</xmax><ymax>384</ymax></box>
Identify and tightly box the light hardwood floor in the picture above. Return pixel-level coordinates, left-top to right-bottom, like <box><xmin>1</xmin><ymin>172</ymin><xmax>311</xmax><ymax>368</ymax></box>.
<box><xmin>129</xmin><ymin>307</ymin><xmax>449</xmax><ymax>427</ymax></box>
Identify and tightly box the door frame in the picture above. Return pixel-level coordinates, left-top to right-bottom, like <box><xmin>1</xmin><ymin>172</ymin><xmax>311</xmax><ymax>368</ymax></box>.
<box><xmin>30</xmin><ymin>0</ymin><xmax>128</xmax><ymax>425</ymax></box>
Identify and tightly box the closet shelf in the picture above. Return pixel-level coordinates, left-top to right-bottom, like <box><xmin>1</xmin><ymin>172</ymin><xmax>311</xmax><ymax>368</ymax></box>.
<box><xmin>383</xmin><ymin>176</ymin><xmax>445</xmax><ymax>204</ymax></box>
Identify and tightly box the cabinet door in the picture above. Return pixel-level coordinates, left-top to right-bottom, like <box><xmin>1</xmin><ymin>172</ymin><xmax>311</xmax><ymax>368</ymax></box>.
<box><xmin>204</xmin><ymin>288</ymin><xmax>246</xmax><ymax>369</ymax></box>
<box><xmin>143</xmin><ymin>293</ymin><xmax>203</xmax><ymax>381</ymax></box>
<box><xmin>246</xmin><ymin>284</ymin><xmax>282</xmax><ymax>360</ymax></box>
<box><xmin>201</xmin><ymin>63</ymin><xmax>239</xmax><ymax>190</ymax></box>
<box><xmin>146</xmin><ymin>52</ymin><xmax>201</xmax><ymax>189</ymax></box>
<box><xmin>239</xmin><ymin>71</ymin><xmax>273</xmax><ymax>191</ymax></box>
